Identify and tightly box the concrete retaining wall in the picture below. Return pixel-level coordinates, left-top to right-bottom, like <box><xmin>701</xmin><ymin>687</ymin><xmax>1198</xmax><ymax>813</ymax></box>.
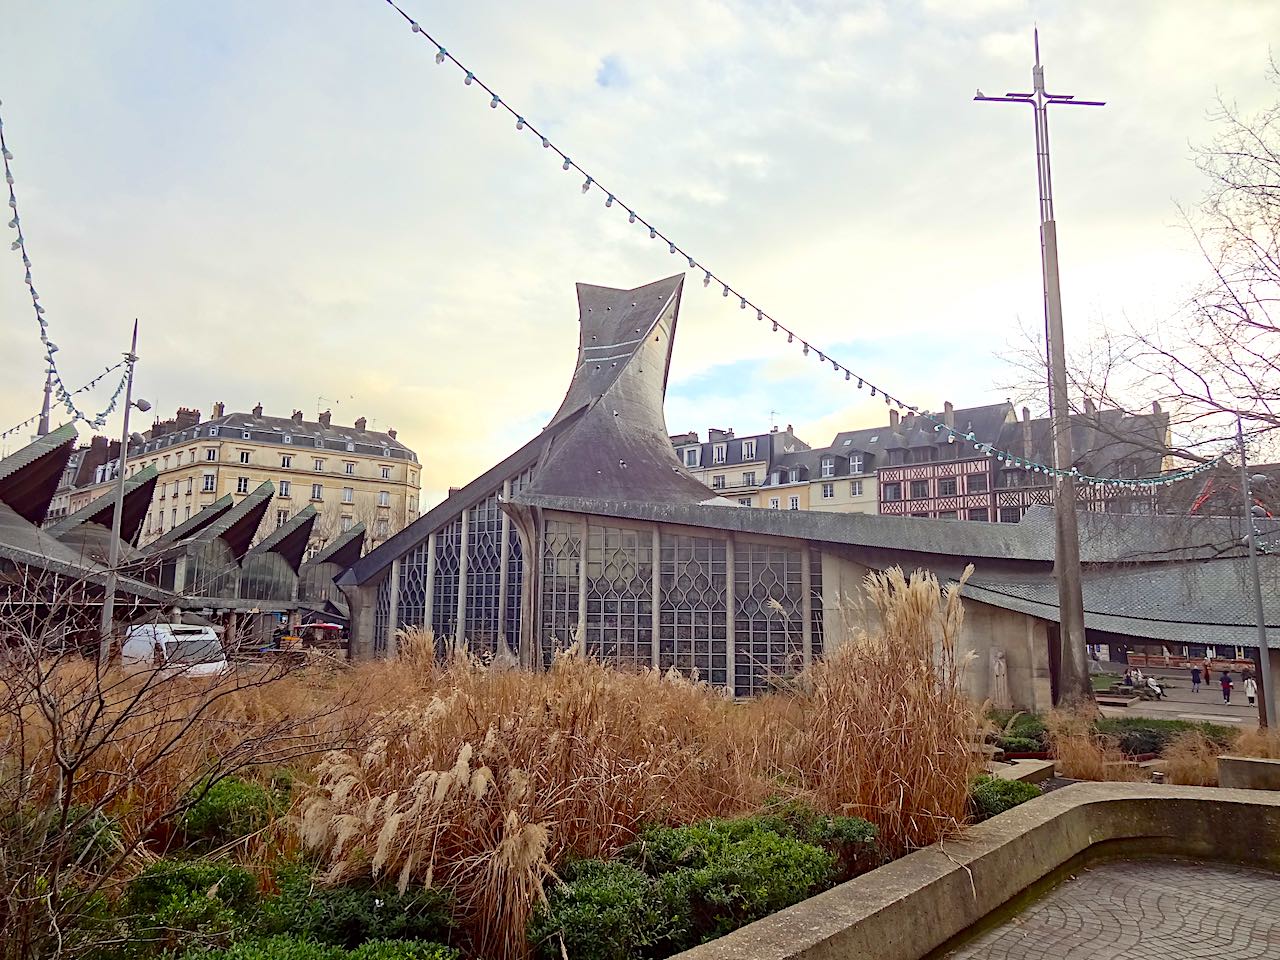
<box><xmin>673</xmin><ymin>782</ymin><xmax>1280</xmax><ymax>960</ymax></box>
<box><xmin>1219</xmin><ymin>754</ymin><xmax>1280</xmax><ymax>791</ymax></box>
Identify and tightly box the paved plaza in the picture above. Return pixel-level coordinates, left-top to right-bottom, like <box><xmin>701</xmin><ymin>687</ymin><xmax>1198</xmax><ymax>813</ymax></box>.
<box><xmin>943</xmin><ymin>859</ymin><xmax>1280</xmax><ymax>959</ymax></box>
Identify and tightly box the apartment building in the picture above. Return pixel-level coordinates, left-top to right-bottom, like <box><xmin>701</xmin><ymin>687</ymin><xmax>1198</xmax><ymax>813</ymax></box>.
<box><xmin>65</xmin><ymin>403</ymin><xmax>421</xmax><ymax>552</ymax></box>
<box><xmin>669</xmin><ymin>425</ymin><xmax>809</xmax><ymax>504</ymax></box>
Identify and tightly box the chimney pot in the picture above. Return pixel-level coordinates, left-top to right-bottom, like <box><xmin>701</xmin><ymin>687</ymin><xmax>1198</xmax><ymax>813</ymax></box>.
<box><xmin>252</xmin><ymin>402</ymin><xmax>263</xmax><ymax>417</ymax></box>
<box><xmin>292</xmin><ymin>410</ymin><xmax>304</xmax><ymax>423</ymax></box>
<box><xmin>212</xmin><ymin>401</ymin><xmax>225</xmax><ymax>419</ymax></box>
<box><xmin>355</xmin><ymin>416</ymin><xmax>368</xmax><ymax>431</ymax></box>
<box><xmin>889</xmin><ymin>409</ymin><xmax>900</xmax><ymax>428</ymax></box>
<box><xmin>318</xmin><ymin>410</ymin><xmax>332</xmax><ymax>428</ymax></box>
<box><xmin>387</xmin><ymin>427</ymin><xmax>397</xmax><ymax>440</ymax></box>
<box><xmin>943</xmin><ymin>400</ymin><xmax>955</xmax><ymax>428</ymax></box>
<box><xmin>1021</xmin><ymin>406</ymin><xmax>1031</xmax><ymax>423</ymax></box>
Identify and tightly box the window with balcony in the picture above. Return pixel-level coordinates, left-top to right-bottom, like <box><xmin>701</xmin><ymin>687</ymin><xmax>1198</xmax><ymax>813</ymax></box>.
<box><xmin>378</xmin><ymin>490</ymin><xmax>390</xmax><ymax>507</ymax></box>
<box><xmin>882</xmin><ymin>482</ymin><xmax>902</xmax><ymax>501</ymax></box>
<box><xmin>850</xmin><ymin>480</ymin><xmax>863</xmax><ymax>496</ymax></box>
<box><xmin>236</xmin><ymin>477</ymin><xmax>249</xmax><ymax>494</ymax></box>
<box><xmin>342</xmin><ymin>487</ymin><xmax>354</xmax><ymax>503</ymax></box>
<box><xmin>742</xmin><ymin>471</ymin><xmax>756</xmax><ymax>487</ymax></box>
<box><xmin>742</xmin><ymin>439</ymin><xmax>756</xmax><ymax>460</ymax></box>
<box><xmin>311</xmin><ymin>483</ymin><xmax>323</xmax><ymax>501</ymax></box>
<box><xmin>789</xmin><ymin>496</ymin><xmax>800</xmax><ymax>510</ymax></box>
<box><xmin>938</xmin><ymin>477</ymin><xmax>957</xmax><ymax>496</ymax></box>
<box><xmin>202</xmin><ymin>473</ymin><xmax>216</xmax><ymax>492</ymax></box>
<box><xmin>910</xmin><ymin>480</ymin><xmax>929</xmax><ymax>499</ymax></box>
<box><xmin>712</xmin><ymin>475</ymin><xmax>725</xmax><ymax>489</ymax></box>
<box><xmin>967</xmin><ymin>473</ymin><xmax>989</xmax><ymax>493</ymax></box>
<box><xmin>821</xmin><ymin>482</ymin><xmax>834</xmax><ymax>499</ymax></box>
<box><xmin>713</xmin><ymin>444</ymin><xmax>726</xmax><ymax>464</ymax></box>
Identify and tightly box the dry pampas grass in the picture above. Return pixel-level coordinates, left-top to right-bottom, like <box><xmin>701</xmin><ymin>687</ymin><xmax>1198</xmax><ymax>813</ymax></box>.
<box><xmin>1046</xmin><ymin>707</ymin><xmax>1144</xmax><ymax>782</ymax></box>
<box><xmin>1162</xmin><ymin>730</ymin><xmax>1222</xmax><ymax>786</ymax></box>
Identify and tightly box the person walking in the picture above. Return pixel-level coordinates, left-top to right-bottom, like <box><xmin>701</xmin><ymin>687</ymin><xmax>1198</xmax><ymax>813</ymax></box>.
<box><xmin>1245</xmin><ymin>675</ymin><xmax>1258</xmax><ymax>708</ymax></box>
<box><xmin>1221</xmin><ymin>671</ymin><xmax>1234</xmax><ymax>704</ymax></box>
<box><xmin>1190</xmin><ymin>665</ymin><xmax>1202</xmax><ymax>693</ymax></box>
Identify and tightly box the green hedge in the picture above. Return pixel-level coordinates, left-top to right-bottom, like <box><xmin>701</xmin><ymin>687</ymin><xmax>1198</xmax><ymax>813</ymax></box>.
<box><xmin>180</xmin><ymin>776</ymin><xmax>282</xmax><ymax>846</ymax></box>
<box><xmin>181</xmin><ymin>936</ymin><xmax>458</xmax><ymax>960</ymax></box>
<box><xmin>260</xmin><ymin>867</ymin><xmax>454</xmax><ymax>949</ymax></box>
<box><xmin>1095</xmin><ymin>717</ymin><xmax>1237</xmax><ymax>756</ymax></box>
<box><xmin>969</xmin><ymin>776</ymin><xmax>1042</xmax><ymax>821</ymax></box>
<box><xmin>533</xmin><ymin>807</ymin><xmax>873</xmax><ymax>960</ymax></box>
<box><xmin>119</xmin><ymin>858</ymin><xmax>261</xmax><ymax>954</ymax></box>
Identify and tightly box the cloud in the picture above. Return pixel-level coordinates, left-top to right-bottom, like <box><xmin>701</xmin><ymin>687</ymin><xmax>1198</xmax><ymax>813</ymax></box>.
<box><xmin>1</xmin><ymin>1</ymin><xmax>1278</xmax><ymax>505</ymax></box>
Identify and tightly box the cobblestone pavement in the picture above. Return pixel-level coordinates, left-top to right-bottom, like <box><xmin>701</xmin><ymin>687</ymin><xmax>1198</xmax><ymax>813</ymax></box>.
<box><xmin>943</xmin><ymin>859</ymin><xmax>1280</xmax><ymax>959</ymax></box>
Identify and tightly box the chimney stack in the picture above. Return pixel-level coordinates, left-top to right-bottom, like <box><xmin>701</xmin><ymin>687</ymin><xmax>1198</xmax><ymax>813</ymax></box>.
<box><xmin>252</xmin><ymin>402</ymin><xmax>263</xmax><ymax>417</ymax></box>
<box><xmin>212</xmin><ymin>401</ymin><xmax>225</xmax><ymax>419</ymax></box>
<box><xmin>1152</xmin><ymin>400</ymin><xmax>1162</xmax><ymax>415</ymax></box>
<box><xmin>292</xmin><ymin>410</ymin><xmax>304</xmax><ymax>423</ymax></box>
<box><xmin>943</xmin><ymin>400</ymin><xmax>955</xmax><ymax>428</ymax></box>
<box><xmin>1083</xmin><ymin>398</ymin><xmax>1096</xmax><ymax>416</ymax></box>
<box><xmin>889</xmin><ymin>409</ymin><xmax>899</xmax><ymax>429</ymax></box>
<box><xmin>1021</xmin><ymin>406</ymin><xmax>1032</xmax><ymax>458</ymax></box>
<box><xmin>387</xmin><ymin>427</ymin><xmax>397</xmax><ymax>440</ymax></box>
<box><xmin>318</xmin><ymin>410</ymin><xmax>332</xmax><ymax>428</ymax></box>
<box><xmin>354</xmin><ymin>417</ymin><xmax>367</xmax><ymax>431</ymax></box>
<box><xmin>174</xmin><ymin>407</ymin><xmax>201</xmax><ymax>429</ymax></box>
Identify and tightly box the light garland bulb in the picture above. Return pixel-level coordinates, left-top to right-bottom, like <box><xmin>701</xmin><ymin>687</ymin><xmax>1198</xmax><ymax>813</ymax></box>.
<box><xmin>857</xmin><ymin>378</ymin><xmax>863</xmax><ymax>388</ymax></box>
<box><xmin>605</xmin><ymin>194</ymin><xmax>614</xmax><ymax>207</ymax></box>
<box><xmin>740</xmin><ymin>298</ymin><xmax>747</xmax><ymax>309</ymax></box>
<box><xmin>541</xmin><ymin>136</ymin><xmax>550</xmax><ymax>148</ymax></box>
<box><xmin>669</xmin><ymin>242</ymin><xmax>676</xmax><ymax>254</ymax></box>
<box><xmin>515</xmin><ymin>117</ymin><xmax>525</xmax><ymax>130</ymax></box>
<box><xmin>629</xmin><ymin>211</ymin><xmax>637</xmax><ymax>224</ymax></box>
<box><xmin>649</xmin><ymin>226</ymin><xmax>657</xmax><ymax>239</ymax></box>
<box><xmin>802</xmin><ymin>343</ymin><xmax>809</xmax><ymax>356</ymax></box>
<box><xmin>410</xmin><ymin>21</ymin><xmax>421</xmax><ymax>32</ymax></box>
<box><xmin>703</xmin><ymin>271</ymin><xmax>711</xmax><ymax>287</ymax></box>
<box><xmin>844</xmin><ymin>370</ymin><xmax>850</xmax><ymax>380</ymax></box>
<box><xmin>490</xmin><ymin>96</ymin><xmax>500</xmax><ymax>109</ymax></box>
<box><xmin>870</xmin><ymin>386</ymin><xmax>877</xmax><ymax>397</ymax></box>
<box><xmin>722</xmin><ymin>284</ymin><xmax>730</xmax><ymax>297</ymax></box>
<box><xmin>786</xmin><ymin>332</ymin><xmax>793</xmax><ymax>343</ymax></box>
<box><xmin>581</xmin><ymin>177</ymin><xmax>592</xmax><ymax>193</ymax></box>
<box><xmin>757</xmin><ymin>309</ymin><xmax>763</xmax><ymax>321</ymax></box>
<box><xmin>9</xmin><ymin>238</ymin><xmax>19</xmax><ymax>251</ymax></box>
<box><xmin>464</xmin><ymin>71</ymin><xmax>474</xmax><ymax>85</ymax></box>
<box><xmin>6</xmin><ymin>216</ymin><xmax>16</xmax><ymax>228</ymax></box>
<box><xmin>688</xmin><ymin>257</ymin><xmax>696</xmax><ymax>268</ymax></box>
<box><xmin>436</xmin><ymin>47</ymin><xmax>447</xmax><ymax>64</ymax></box>
<box><xmin>2</xmin><ymin>148</ymin><xmax>12</xmax><ymax>161</ymax></box>
<box><xmin>561</xmin><ymin>157</ymin><xmax>572</xmax><ymax>170</ymax></box>
<box><xmin>772</xmin><ymin>321</ymin><xmax>778</xmax><ymax>332</ymax></box>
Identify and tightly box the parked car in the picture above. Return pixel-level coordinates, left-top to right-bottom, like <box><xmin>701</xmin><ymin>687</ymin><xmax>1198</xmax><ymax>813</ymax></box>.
<box><xmin>120</xmin><ymin>623</ymin><xmax>230</xmax><ymax>676</ymax></box>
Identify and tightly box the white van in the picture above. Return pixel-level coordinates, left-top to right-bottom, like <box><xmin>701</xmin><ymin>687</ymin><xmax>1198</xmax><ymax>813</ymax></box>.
<box><xmin>120</xmin><ymin>623</ymin><xmax>230</xmax><ymax>677</ymax></box>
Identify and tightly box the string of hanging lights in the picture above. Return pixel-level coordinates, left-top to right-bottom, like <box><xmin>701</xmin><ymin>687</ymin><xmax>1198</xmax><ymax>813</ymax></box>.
<box><xmin>1</xmin><ymin>99</ymin><xmax>132</xmax><ymax>430</ymax></box>
<box><xmin>0</xmin><ymin>359</ymin><xmax>131</xmax><ymax>440</ymax></box>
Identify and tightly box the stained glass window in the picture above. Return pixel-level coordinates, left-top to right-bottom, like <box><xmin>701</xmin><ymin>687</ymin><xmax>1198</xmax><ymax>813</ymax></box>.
<box><xmin>733</xmin><ymin>541</ymin><xmax>804</xmax><ymax>697</ymax></box>
<box><xmin>659</xmin><ymin>534</ymin><xmax>728</xmax><ymax>687</ymax></box>
<box><xmin>584</xmin><ymin>524</ymin><xmax>653</xmax><ymax>668</ymax></box>
<box><xmin>540</xmin><ymin>519</ymin><xmax>581</xmax><ymax>666</ymax></box>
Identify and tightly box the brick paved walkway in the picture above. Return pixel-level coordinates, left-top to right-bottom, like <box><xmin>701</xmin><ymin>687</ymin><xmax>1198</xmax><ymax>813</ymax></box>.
<box><xmin>943</xmin><ymin>859</ymin><xmax>1280</xmax><ymax>959</ymax></box>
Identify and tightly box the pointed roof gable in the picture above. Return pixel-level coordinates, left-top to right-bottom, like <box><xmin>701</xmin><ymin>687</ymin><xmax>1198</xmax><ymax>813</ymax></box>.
<box><xmin>245</xmin><ymin>503</ymin><xmax>317</xmax><ymax>572</ymax></box>
<box><xmin>525</xmin><ymin>274</ymin><xmax>722</xmax><ymax>504</ymax></box>
<box><xmin>0</xmin><ymin>423</ymin><xmax>76</xmax><ymax>524</ymax></box>
<box><xmin>149</xmin><ymin>494</ymin><xmax>235</xmax><ymax>549</ymax></box>
<box><xmin>308</xmin><ymin>521</ymin><xmax>366</xmax><ymax>570</ymax></box>
<box><xmin>188</xmin><ymin>481</ymin><xmax>274</xmax><ymax>562</ymax></box>
<box><xmin>48</xmin><ymin>464</ymin><xmax>159</xmax><ymax>544</ymax></box>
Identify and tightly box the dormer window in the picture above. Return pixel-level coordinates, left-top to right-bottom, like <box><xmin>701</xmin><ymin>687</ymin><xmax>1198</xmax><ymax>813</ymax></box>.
<box><xmin>208</xmin><ymin>427</ymin><xmax>218</xmax><ymax>437</ymax></box>
<box><xmin>789</xmin><ymin>468</ymin><xmax>800</xmax><ymax>483</ymax></box>
<box><xmin>713</xmin><ymin>443</ymin><xmax>727</xmax><ymax>464</ymax></box>
<box><xmin>284</xmin><ymin>434</ymin><xmax>293</xmax><ymax>444</ymax></box>
<box><xmin>850</xmin><ymin>455</ymin><xmax>864</xmax><ymax>473</ymax></box>
<box><xmin>742</xmin><ymin>439</ymin><xmax>756</xmax><ymax>460</ymax></box>
<box><xmin>820</xmin><ymin>458</ymin><xmax>834</xmax><ymax>478</ymax></box>
<box><xmin>683</xmin><ymin>447</ymin><xmax>699</xmax><ymax>467</ymax></box>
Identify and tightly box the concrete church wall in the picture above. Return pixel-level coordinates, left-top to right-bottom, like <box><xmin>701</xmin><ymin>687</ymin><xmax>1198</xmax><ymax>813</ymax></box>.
<box><xmin>820</xmin><ymin>553</ymin><xmax>1052</xmax><ymax>712</ymax></box>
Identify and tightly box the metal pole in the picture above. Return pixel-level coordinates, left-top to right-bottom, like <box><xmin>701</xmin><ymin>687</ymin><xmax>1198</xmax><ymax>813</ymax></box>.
<box><xmin>97</xmin><ymin>320</ymin><xmax>139</xmax><ymax>670</ymax></box>
<box><xmin>975</xmin><ymin>31</ymin><xmax>1103</xmax><ymax>706</ymax></box>
<box><xmin>1236</xmin><ymin>415</ymin><xmax>1274</xmax><ymax>727</ymax></box>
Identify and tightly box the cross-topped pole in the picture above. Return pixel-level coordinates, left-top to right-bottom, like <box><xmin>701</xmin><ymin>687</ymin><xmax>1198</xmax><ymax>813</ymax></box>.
<box><xmin>976</xmin><ymin>30</ymin><xmax>1104</xmax><ymax>706</ymax></box>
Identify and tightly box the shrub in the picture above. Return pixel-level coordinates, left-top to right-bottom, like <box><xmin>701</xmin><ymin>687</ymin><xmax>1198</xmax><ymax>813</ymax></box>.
<box><xmin>260</xmin><ymin>867</ymin><xmax>454</xmax><ymax>949</ymax></box>
<box><xmin>1095</xmin><ymin>717</ymin><xmax>1236</xmax><ymax>756</ymax></box>
<box><xmin>1162</xmin><ymin>731</ymin><xmax>1221</xmax><ymax>786</ymax></box>
<box><xmin>528</xmin><ymin>860</ymin><xmax>676</xmax><ymax>960</ymax></box>
<box><xmin>997</xmin><ymin>735</ymin><xmax>1044</xmax><ymax>755</ymax></box>
<box><xmin>1046</xmin><ymin>708</ymin><xmax>1144</xmax><ymax>782</ymax></box>
<box><xmin>121</xmin><ymin>858</ymin><xmax>260</xmax><ymax>954</ymax></box>
<box><xmin>1233</xmin><ymin>728</ymin><xmax>1280</xmax><ymax>759</ymax></box>
<box><xmin>180</xmin><ymin>776</ymin><xmax>279</xmax><ymax>846</ymax></box>
<box><xmin>990</xmin><ymin>710</ymin><xmax>1049</xmax><ymax>752</ymax></box>
<box><xmin>969</xmin><ymin>776</ymin><xmax>1041</xmax><ymax>821</ymax></box>
<box><xmin>181</xmin><ymin>935</ymin><xmax>458</xmax><ymax>960</ymax></box>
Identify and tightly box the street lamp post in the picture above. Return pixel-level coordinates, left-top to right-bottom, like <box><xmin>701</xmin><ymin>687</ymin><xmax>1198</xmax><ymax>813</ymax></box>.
<box><xmin>975</xmin><ymin>31</ymin><xmax>1104</xmax><ymax>705</ymax></box>
<box><xmin>97</xmin><ymin>320</ymin><xmax>150</xmax><ymax>670</ymax></box>
<box><xmin>1236</xmin><ymin>415</ymin><xmax>1275</xmax><ymax>727</ymax></box>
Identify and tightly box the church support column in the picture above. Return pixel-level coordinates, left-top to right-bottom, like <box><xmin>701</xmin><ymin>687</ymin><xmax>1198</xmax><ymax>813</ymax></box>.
<box><xmin>455</xmin><ymin>510</ymin><xmax>470</xmax><ymax>654</ymax></box>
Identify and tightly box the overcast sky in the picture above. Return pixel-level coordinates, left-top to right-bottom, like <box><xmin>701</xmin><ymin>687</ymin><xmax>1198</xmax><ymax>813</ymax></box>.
<box><xmin>2</xmin><ymin>1</ymin><xmax>1277</xmax><ymax>503</ymax></box>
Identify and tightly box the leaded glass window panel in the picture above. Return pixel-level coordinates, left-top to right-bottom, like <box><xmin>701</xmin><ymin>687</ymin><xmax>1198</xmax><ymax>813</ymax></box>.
<box><xmin>505</xmin><ymin>523</ymin><xmax>523</xmax><ymax>650</ymax></box>
<box><xmin>659</xmin><ymin>534</ymin><xmax>727</xmax><ymax>687</ymax></box>
<box><xmin>398</xmin><ymin>540</ymin><xmax>430</xmax><ymax>631</ymax></box>
<box><xmin>464</xmin><ymin>492</ymin><xmax>504</xmax><ymax>659</ymax></box>
<box><xmin>373</xmin><ymin>572</ymin><xmax>392</xmax><ymax>654</ymax></box>
<box><xmin>584</xmin><ymin>524</ymin><xmax>653</xmax><ymax>669</ymax></box>
<box><xmin>733</xmin><ymin>542</ymin><xmax>804</xmax><ymax>697</ymax></box>
<box><xmin>540</xmin><ymin>519</ymin><xmax>581</xmax><ymax>667</ymax></box>
<box><xmin>431</xmin><ymin>517</ymin><xmax>462</xmax><ymax>656</ymax></box>
<box><xmin>809</xmin><ymin>548</ymin><xmax>824</xmax><ymax>659</ymax></box>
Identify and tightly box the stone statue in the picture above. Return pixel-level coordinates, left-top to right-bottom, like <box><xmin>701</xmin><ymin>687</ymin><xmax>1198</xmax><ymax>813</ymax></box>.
<box><xmin>991</xmin><ymin>648</ymin><xmax>1011</xmax><ymax>709</ymax></box>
